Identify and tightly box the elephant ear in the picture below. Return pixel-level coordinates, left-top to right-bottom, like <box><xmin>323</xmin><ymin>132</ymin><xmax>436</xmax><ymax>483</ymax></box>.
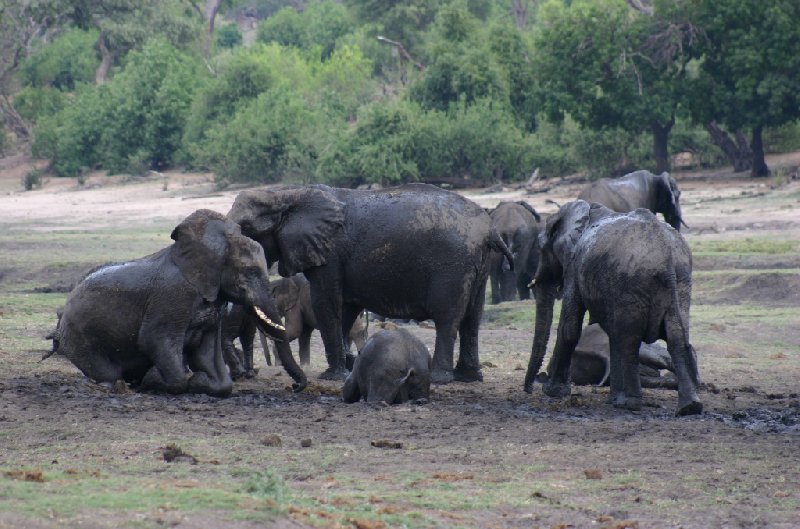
<box><xmin>170</xmin><ymin>209</ymin><xmax>230</xmax><ymax>302</ymax></box>
<box><xmin>516</xmin><ymin>201</ymin><xmax>541</xmax><ymax>222</ymax></box>
<box><xmin>658</xmin><ymin>172</ymin><xmax>680</xmax><ymax>208</ymax></box>
<box><xmin>546</xmin><ymin>200</ymin><xmax>590</xmax><ymax>263</ymax></box>
<box><xmin>270</xmin><ymin>276</ymin><xmax>301</xmax><ymax>314</ymax></box>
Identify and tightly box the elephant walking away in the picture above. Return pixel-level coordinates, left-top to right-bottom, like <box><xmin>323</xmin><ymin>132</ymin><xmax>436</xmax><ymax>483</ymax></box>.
<box><xmin>577</xmin><ymin>170</ymin><xmax>686</xmax><ymax>230</ymax></box>
<box><xmin>536</xmin><ymin>324</ymin><xmax>678</xmax><ymax>389</ymax></box>
<box><xmin>487</xmin><ymin>201</ymin><xmax>541</xmax><ymax>303</ymax></box>
<box><xmin>525</xmin><ymin>200</ymin><xmax>702</xmax><ymax>416</ymax></box>
<box><xmin>343</xmin><ymin>329</ymin><xmax>431</xmax><ymax>404</ymax></box>
<box><xmin>228</xmin><ymin>183</ymin><xmax>512</xmax><ymax>384</ymax></box>
<box><xmin>52</xmin><ymin>209</ymin><xmax>306</xmax><ymax>396</ymax></box>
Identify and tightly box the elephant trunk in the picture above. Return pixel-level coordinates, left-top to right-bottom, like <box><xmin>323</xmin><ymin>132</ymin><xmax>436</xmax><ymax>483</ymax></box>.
<box><xmin>524</xmin><ymin>282</ymin><xmax>557</xmax><ymax>393</ymax></box>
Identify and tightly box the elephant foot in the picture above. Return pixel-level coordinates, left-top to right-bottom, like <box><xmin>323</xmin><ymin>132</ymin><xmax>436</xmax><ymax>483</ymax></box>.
<box><xmin>611</xmin><ymin>394</ymin><xmax>642</xmax><ymax>411</ymax></box>
<box><xmin>543</xmin><ymin>381</ymin><xmax>571</xmax><ymax>399</ymax></box>
<box><xmin>318</xmin><ymin>367</ymin><xmax>349</xmax><ymax>381</ymax></box>
<box><xmin>244</xmin><ymin>369</ymin><xmax>258</xmax><ymax>379</ymax></box>
<box><xmin>430</xmin><ymin>368</ymin><xmax>454</xmax><ymax>385</ymax></box>
<box><xmin>453</xmin><ymin>367</ymin><xmax>483</xmax><ymax>383</ymax></box>
<box><xmin>230</xmin><ymin>369</ymin><xmax>247</xmax><ymax>381</ymax></box>
<box><xmin>676</xmin><ymin>399</ymin><xmax>703</xmax><ymax>417</ymax></box>
<box><xmin>344</xmin><ymin>352</ymin><xmax>357</xmax><ymax>371</ymax></box>
<box><xmin>188</xmin><ymin>372</ymin><xmax>233</xmax><ymax>397</ymax></box>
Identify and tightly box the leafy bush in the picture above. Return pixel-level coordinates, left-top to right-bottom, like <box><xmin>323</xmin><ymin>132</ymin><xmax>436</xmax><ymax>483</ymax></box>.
<box><xmin>18</xmin><ymin>28</ymin><xmax>99</xmax><ymax>90</ymax></box>
<box><xmin>216</xmin><ymin>23</ymin><xmax>243</xmax><ymax>49</ymax></box>
<box><xmin>13</xmin><ymin>86</ymin><xmax>67</xmax><ymax>123</ymax></box>
<box><xmin>256</xmin><ymin>1</ymin><xmax>353</xmax><ymax>59</ymax></box>
<box><xmin>22</xmin><ymin>168</ymin><xmax>43</xmax><ymax>190</ymax></box>
<box><xmin>565</xmin><ymin>124</ymin><xmax>651</xmax><ymax>180</ymax></box>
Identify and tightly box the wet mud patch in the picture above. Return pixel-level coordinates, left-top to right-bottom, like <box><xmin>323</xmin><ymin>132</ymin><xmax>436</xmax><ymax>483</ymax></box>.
<box><xmin>708</xmin><ymin>406</ymin><xmax>800</xmax><ymax>434</ymax></box>
<box><xmin>694</xmin><ymin>271</ymin><xmax>800</xmax><ymax>307</ymax></box>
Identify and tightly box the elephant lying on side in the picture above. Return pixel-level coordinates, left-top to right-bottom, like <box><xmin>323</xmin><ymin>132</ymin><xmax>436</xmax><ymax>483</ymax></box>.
<box><xmin>525</xmin><ymin>200</ymin><xmax>702</xmax><ymax>416</ymax></box>
<box><xmin>52</xmin><ymin>209</ymin><xmax>305</xmax><ymax>396</ymax></box>
<box><xmin>536</xmin><ymin>324</ymin><xmax>678</xmax><ymax>389</ymax></box>
<box><xmin>228</xmin><ymin>183</ymin><xmax>512</xmax><ymax>384</ymax></box>
<box><xmin>577</xmin><ymin>170</ymin><xmax>685</xmax><ymax>230</ymax></box>
<box><xmin>221</xmin><ymin>274</ymin><xmax>368</xmax><ymax>378</ymax></box>
<box><xmin>487</xmin><ymin>201</ymin><xmax>541</xmax><ymax>304</ymax></box>
<box><xmin>343</xmin><ymin>329</ymin><xmax>431</xmax><ymax>404</ymax></box>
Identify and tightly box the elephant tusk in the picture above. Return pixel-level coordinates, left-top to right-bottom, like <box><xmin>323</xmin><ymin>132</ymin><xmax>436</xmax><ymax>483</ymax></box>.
<box><xmin>253</xmin><ymin>306</ymin><xmax>285</xmax><ymax>332</ymax></box>
<box><xmin>528</xmin><ymin>278</ymin><xmax>536</xmax><ymax>288</ymax></box>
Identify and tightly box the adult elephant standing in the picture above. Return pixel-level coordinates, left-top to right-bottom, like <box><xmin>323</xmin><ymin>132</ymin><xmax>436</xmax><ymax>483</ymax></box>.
<box><xmin>577</xmin><ymin>170</ymin><xmax>685</xmax><ymax>230</ymax></box>
<box><xmin>228</xmin><ymin>183</ymin><xmax>512</xmax><ymax>384</ymax></box>
<box><xmin>487</xmin><ymin>201</ymin><xmax>541</xmax><ymax>304</ymax></box>
<box><xmin>524</xmin><ymin>200</ymin><xmax>702</xmax><ymax>416</ymax></box>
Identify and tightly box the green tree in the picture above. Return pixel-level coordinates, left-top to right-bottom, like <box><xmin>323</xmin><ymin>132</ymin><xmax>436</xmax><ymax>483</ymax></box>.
<box><xmin>680</xmin><ymin>0</ymin><xmax>800</xmax><ymax>176</ymax></box>
<box><xmin>215</xmin><ymin>23</ymin><xmax>243</xmax><ymax>49</ymax></box>
<box><xmin>18</xmin><ymin>28</ymin><xmax>99</xmax><ymax>90</ymax></box>
<box><xmin>257</xmin><ymin>1</ymin><xmax>353</xmax><ymax>60</ymax></box>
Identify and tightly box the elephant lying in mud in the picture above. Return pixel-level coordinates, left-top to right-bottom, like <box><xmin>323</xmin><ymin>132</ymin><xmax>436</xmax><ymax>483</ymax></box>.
<box><xmin>536</xmin><ymin>324</ymin><xmax>678</xmax><ymax>389</ymax></box>
<box><xmin>577</xmin><ymin>170</ymin><xmax>685</xmax><ymax>231</ymax></box>
<box><xmin>222</xmin><ymin>274</ymin><xmax>369</xmax><ymax>378</ymax></box>
<box><xmin>343</xmin><ymin>329</ymin><xmax>431</xmax><ymax>404</ymax></box>
<box><xmin>51</xmin><ymin>209</ymin><xmax>306</xmax><ymax>396</ymax></box>
<box><xmin>487</xmin><ymin>201</ymin><xmax>542</xmax><ymax>304</ymax></box>
<box><xmin>525</xmin><ymin>200</ymin><xmax>702</xmax><ymax>416</ymax></box>
<box><xmin>228</xmin><ymin>183</ymin><xmax>512</xmax><ymax>384</ymax></box>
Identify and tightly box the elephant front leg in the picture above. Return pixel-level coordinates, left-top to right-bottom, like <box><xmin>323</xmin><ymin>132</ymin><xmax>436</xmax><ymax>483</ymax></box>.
<box><xmin>431</xmin><ymin>320</ymin><xmax>459</xmax><ymax>384</ymax></box>
<box><xmin>186</xmin><ymin>325</ymin><xmax>233</xmax><ymax>397</ymax></box>
<box><xmin>139</xmin><ymin>335</ymin><xmax>191</xmax><ymax>394</ymax></box>
<box><xmin>307</xmin><ymin>271</ymin><xmax>348</xmax><ymax>380</ymax></box>
<box><xmin>543</xmin><ymin>300</ymin><xmax>585</xmax><ymax>399</ymax></box>
<box><xmin>454</xmin><ymin>286</ymin><xmax>486</xmax><ymax>382</ymax></box>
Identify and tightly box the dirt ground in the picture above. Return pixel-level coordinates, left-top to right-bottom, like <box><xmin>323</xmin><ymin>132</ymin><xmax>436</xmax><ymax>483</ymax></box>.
<box><xmin>1</xmin><ymin>154</ymin><xmax>799</xmax><ymax>529</ymax></box>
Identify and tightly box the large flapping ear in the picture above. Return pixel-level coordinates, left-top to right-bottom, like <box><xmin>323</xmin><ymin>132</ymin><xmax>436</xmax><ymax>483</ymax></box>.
<box><xmin>549</xmin><ymin>200</ymin><xmax>590</xmax><ymax>261</ymax></box>
<box><xmin>170</xmin><ymin>209</ymin><xmax>229</xmax><ymax>302</ymax></box>
<box><xmin>516</xmin><ymin>201</ymin><xmax>542</xmax><ymax>222</ymax></box>
<box><xmin>269</xmin><ymin>276</ymin><xmax>301</xmax><ymax>314</ymax></box>
<box><xmin>228</xmin><ymin>186</ymin><xmax>345</xmax><ymax>276</ymax></box>
<box><xmin>657</xmin><ymin>171</ymin><xmax>684</xmax><ymax>230</ymax></box>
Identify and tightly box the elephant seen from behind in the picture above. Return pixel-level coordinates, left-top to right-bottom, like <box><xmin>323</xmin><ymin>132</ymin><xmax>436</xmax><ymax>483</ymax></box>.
<box><xmin>52</xmin><ymin>209</ymin><xmax>306</xmax><ymax>396</ymax></box>
<box><xmin>525</xmin><ymin>200</ymin><xmax>702</xmax><ymax>416</ymax></box>
<box><xmin>228</xmin><ymin>183</ymin><xmax>512</xmax><ymax>385</ymax></box>
<box><xmin>487</xmin><ymin>201</ymin><xmax>541</xmax><ymax>303</ymax></box>
<box><xmin>577</xmin><ymin>170</ymin><xmax>685</xmax><ymax>231</ymax></box>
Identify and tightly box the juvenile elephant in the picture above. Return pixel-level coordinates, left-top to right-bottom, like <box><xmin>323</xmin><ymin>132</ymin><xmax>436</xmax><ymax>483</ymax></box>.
<box><xmin>537</xmin><ymin>324</ymin><xmax>678</xmax><ymax>389</ymax></box>
<box><xmin>487</xmin><ymin>201</ymin><xmax>541</xmax><ymax>303</ymax></box>
<box><xmin>343</xmin><ymin>329</ymin><xmax>431</xmax><ymax>404</ymax></box>
<box><xmin>53</xmin><ymin>209</ymin><xmax>306</xmax><ymax>396</ymax></box>
<box><xmin>221</xmin><ymin>274</ymin><xmax>369</xmax><ymax>376</ymax></box>
<box><xmin>525</xmin><ymin>200</ymin><xmax>702</xmax><ymax>416</ymax></box>
<box><xmin>577</xmin><ymin>170</ymin><xmax>685</xmax><ymax>230</ymax></box>
<box><xmin>228</xmin><ymin>183</ymin><xmax>512</xmax><ymax>384</ymax></box>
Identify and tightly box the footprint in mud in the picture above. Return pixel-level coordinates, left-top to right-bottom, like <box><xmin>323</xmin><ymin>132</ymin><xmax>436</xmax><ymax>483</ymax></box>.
<box><xmin>709</xmin><ymin>407</ymin><xmax>800</xmax><ymax>433</ymax></box>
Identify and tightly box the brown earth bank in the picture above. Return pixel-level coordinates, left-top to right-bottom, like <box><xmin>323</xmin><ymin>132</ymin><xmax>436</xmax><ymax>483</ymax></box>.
<box><xmin>1</xmin><ymin>154</ymin><xmax>799</xmax><ymax>528</ymax></box>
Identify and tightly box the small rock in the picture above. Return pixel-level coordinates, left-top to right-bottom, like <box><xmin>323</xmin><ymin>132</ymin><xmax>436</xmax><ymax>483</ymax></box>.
<box><xmin>261</xmin><ymin>434</ymin><xmax>282</xmax><ymax>447</ymax></box>
<box><xmin>300</xmin><ymin>438</ymin><xmax>313</xmax><ymax>448</ymax></box>
<box><xmin>370</xmin><ymin>439</ymin><xmax>403</xmax><ymax>449</ymax></box>
<box><xmin>584</xmin><ymin>468</ymin><xmax>603</xmax><ymax>480</ymax></box>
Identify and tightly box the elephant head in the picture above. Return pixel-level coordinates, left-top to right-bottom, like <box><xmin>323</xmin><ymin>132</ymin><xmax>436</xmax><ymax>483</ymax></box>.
<box><xmin>653</xmin><ymin>172</ymin><xmax>684</xmax><ymax>231</ymax></box>
<box><xmin>227</xmin><ymin>186</ymin><xmax>345</xmax><ymax>277</ymax></box>
<box><xmin>169</xmin><ymin>209</ymin><xmax>287</xmax><ymax>342</ymax></box>
<box><xmin>524</xmin><ymin>200</ymin><xmax>591</xmax><ymax>392</ymax></box>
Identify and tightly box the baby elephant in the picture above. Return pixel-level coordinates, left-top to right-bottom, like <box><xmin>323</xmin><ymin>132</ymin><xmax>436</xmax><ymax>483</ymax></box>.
<box><xmin>343</xmin><ymin>329</ymin><xmax>431</xmax><ymax>404</ymax></box>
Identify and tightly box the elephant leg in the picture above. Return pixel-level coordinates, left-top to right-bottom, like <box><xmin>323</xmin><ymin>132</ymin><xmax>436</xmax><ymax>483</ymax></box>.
<box><xmin>240</xmin><ymin>320</ymin><xmax>257</xmax><ymax>377</ymax></box>
<box><xmin>259</xmin><ymin>331</ymin><xmax>272</xmax><ymax>366</ymax></box>
<box><xmin>139</xmin><ymin>331</ymin><xmax>190</xmax><ymax>394</ymax></box>
<box><xmin>664</xmin><ymin>314</ymin><xmax>702</xmax><ymax>416</ymax></box>
<box><xmin>608</xmin><ymin>333</ymin><xmax>643</xmax><ymax>411</ymax></box>
<box><xmin>454</xmin><ymin>281</ymin><xmax>487</xmax><ymax>383</ymax></box>
<box><xmin>543</xmin><ymin>299</ymin><xmax>585</xmax><ymax>399</ymax></box>
<box><xmin>516</xmin><ymin>273</ymin><xmax>532</xmax><ymax>301</ymax></box>
<box><xmin>499</xmin><ymin>270</ymin><xmax>516</xmax><ymax>302</ymax></box>
<box><xmin>186</xmin><ymin>326</ymin><xmax>233</xmax><ymax>397</ymax></box>
<box><xmin>272</xmin><ymin>339</ymin><xmax>307</xmax><ymax>392</ymax></box>
<box><xmin>305</xmin><ymin>270</ymin><xmax>347</xmax><ymax>380</ymax></box>
<box><xmin>490</xmin><ymin>271</ymin><xmax>502</xmax><ymax>305</ymax></box>
<box><xmin>341</xmin><ymin>303</ymin><xmax>362</xmax><ymax>361</ymax></box>
<box><xmin>430</xmin><ymin>319</ymin><xmax>459</xmax><ymax>384</ymax></box>
<box><xmin>298</xmin><ymin>328</ymin><xmax>312</xmax><ymax>366</ymax></box>
<box><xmin>222</xmin><ymin>335</ymin><xmax>246</xmax><ymax>380</ymax></box>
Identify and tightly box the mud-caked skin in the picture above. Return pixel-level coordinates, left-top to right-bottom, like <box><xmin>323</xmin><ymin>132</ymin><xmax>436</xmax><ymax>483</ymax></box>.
<box><xmin>54</xmin><ymin>209</ymin><xmax>307</xmax><ymax>396</ymax></box>
<box><xmin>228</xmin><ymin>183</ymin><xmax>512</xmax><ymax>385</ymax></box>
<box><xmin>342</xmin><ymin>329</ymin><xmax>431</xmax><ymax>404</ymax></box>
<box><xmin>525</xmin><ymin>200</ymin><xmax>702</xmax><ymax>416</ymax></box>
<box><xmin>577</xmin><ymin>170</ymin><xmax>685</xmax><ymax>231</ymax></box>
<box><xmin>486</xmin><ymin>201</ymin><xmax>541</xmax><ymax>304</ymax></box>
<box><xmin>222</xmin><ymin>274</ymin><xmax>368</xmax><ymax>375</ymax></box>
<box><xmin>537</xmin><ymin>323</ymin><xmax>678</xmax><ymax>389</ymax></box>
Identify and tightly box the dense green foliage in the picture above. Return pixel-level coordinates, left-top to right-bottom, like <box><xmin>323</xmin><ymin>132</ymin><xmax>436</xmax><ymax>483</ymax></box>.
<box><xmin>5</xmin><ymin>0</ymin><xmax>799</xmax><ymax>183</ymax></box>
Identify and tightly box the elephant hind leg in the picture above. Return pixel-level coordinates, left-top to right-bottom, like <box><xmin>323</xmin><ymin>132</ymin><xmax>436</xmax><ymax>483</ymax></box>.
<box><xmin>430</xmin><ymin>319</ymin><xmax>459</xmax><ymax>384</ymax></box>
<box><xmin>608</xmin><ymin>332</ymin><xmax>644</xmax><ymax>411</ymax></box>
<box><xmin>543</xmin><ymin>299</ymin><xmax>585</xmax><ymax>399</ymax></box>
<box><xmin>454</xmin><ymin>275</ymin><xmax>489</xmax><ymax>382</ymax></box>
<box><xmin>664</xmin><ymin>314</ymin><xmax>702</xmax><ymax>416</ymax></box>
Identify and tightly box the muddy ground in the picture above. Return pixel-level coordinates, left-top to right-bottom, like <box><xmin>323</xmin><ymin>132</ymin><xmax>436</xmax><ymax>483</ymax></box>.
<box><xmin>0</xmin><ymin>155</ymin><xmax>799</xmax><ymax>529</ymax></box>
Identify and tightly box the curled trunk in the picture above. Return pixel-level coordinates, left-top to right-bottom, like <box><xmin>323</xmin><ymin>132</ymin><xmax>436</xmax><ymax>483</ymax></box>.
<box><xmin>524</xmin><ymin>283</ymin><xmax>557</xmax><ymax>393</ymax></box>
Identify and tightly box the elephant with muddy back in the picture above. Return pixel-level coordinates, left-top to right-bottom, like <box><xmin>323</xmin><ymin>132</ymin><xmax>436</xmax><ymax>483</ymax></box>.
<box><xmin>486</xmin><ymin>201</ymin><xmax>541</xmax><ymax>303</ymax></box>
<box><xmin>227</xmin><ymin>183</ymin><xmax>512</xmax><ymax>385</ymax></box>
<box><xmin>578</xmin><ymin>170</ymin><xmax>686</xmax><ymax>230</ymax></box>
<box><xmin>51</xmin><ymin>209</ymin><xmax>306</xmax><ymax>396</ymax></box>
<box><xmin>525</xmin><ymin>200</ymin><xmax>702</xmax><ymax>416</ymax></box>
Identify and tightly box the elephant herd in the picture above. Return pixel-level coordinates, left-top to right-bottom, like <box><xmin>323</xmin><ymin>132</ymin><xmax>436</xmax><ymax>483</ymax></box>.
<box><xmin>49</xmin><ymin>169</ymin><xmax>703</xmax><ymax>416</ymax></box>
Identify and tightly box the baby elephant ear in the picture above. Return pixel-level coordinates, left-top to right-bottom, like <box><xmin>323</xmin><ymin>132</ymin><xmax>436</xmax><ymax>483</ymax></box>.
<box><xmin>170</xmin><ymin>209</ymin><xmax>229</xmax><ymax>302</ymax></box>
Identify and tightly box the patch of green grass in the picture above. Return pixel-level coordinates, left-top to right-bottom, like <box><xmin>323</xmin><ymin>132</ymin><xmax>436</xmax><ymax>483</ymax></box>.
<box><xmin>690</xmin><ymin>237</ymin><xmax>799</xmax><ymax>257</ymax></box>
<box><xmin>483</xmin><ymin>300</ymin><xmax>555</xmax><ymax>329</ymax></box>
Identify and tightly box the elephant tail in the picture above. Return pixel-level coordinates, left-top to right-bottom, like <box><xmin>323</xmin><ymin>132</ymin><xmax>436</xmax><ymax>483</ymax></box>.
<box><xmin>42</xmin><ymin>328</ymin><xmax>60</xmax><ymax>361</ymax></box>
<box><xmin>488</xmin><ymin>229</ymin><xmax>514</xmax><ymax>271</ymax></box>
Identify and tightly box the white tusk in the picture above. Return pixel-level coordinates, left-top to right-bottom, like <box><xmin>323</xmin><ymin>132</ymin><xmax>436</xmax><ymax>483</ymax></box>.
<box><xmin>528</xmin><ymin>279</ymin><xmax>537</xmax><ymax>288</ymax></box>
<box><xmin>253</xmin><ymin>306</ymin><xmax>285</xmax><ymax>332</ymax></box>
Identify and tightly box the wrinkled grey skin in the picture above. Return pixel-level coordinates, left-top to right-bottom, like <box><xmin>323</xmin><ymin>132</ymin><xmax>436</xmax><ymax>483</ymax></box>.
<box><xmin>577</xmin><ymin>170</ymin><xmax>685</xmax><ymax>231</ymax></box>
<box><xmin>486</xmin><ymin>201</ymin><xmax>541</xmax><ymax>303</ymax></box>
<box><xmin>221</xmin><ymin>304</ymin><xmax>258</xmax><ymax>380</ymax></box>
<box><xmin>536</xmin><ymin>324</ymin><xmax>678</xmax><ymax>389</ymax></box>
<box><xmin>54</xmin><ymin>209</ymin><xmax>306</xmax><ymax>396</ymax></box>
<box><xmin>228</xmin><ymin>183</ymin><xmax>512</xmax><ymax>385</ymax></box>
<box><xmin>525</xmin><ymin>200</ymin><xmax>702</xmax><ymax>416</ymax></box>
<box><xmin>342</xmin><ymin>329</ymin><xmax>431</xmax><ymax>404</ymax></box>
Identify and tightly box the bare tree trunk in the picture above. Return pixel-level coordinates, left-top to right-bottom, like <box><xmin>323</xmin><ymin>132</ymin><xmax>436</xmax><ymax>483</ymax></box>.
<box><xmin>512</xmin><ymin>0</ymin><xmax>530</xmax><ymax>30</ymax></box>
<box><xmin>750</xmin><ymin>125</ymin><xmax>769</xmax><ymax>177</ymax></box>
<box><xmin>651</xmin><ymin>119</ymin><xmax>673</xmax><ymax>173</ymax></box>
<box><xmin>205</xmin><ymin>0</ymin><xmax>223</xmax><ymax>35</ymax></box>
<box><xmin>0</xmin><ymin>95</ymin><xmax>30</xmax><ymax>138</ymax></box>
<box><xmin>705</xmin><ymin>122</ymin><xmax>752</xmax><ymax>173</ymax></box>
<box><xmin>94</xmin><ymin>32</ymin><xmax>113</xmax><ymax>84</ymax></box>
